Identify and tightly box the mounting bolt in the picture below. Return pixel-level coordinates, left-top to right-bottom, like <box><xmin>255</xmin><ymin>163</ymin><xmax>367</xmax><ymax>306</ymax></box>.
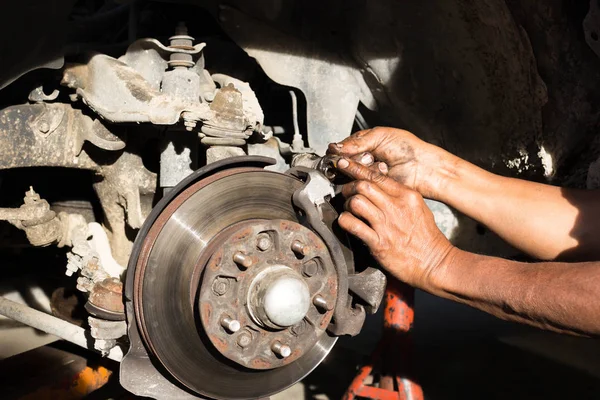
<box><xmin>271</xmin><ymin>341</ymin><xmax>292</xmax><ymax>358</ymax></box>
<box><xmin>233</xmin><ymin>252</ymin><xmax>252</xmax><ymax>269</ymax></box>
<box><xmin>291</xmin><ymin>240</ymin><xmax>309</xmax><ymax>256</ymax></box>
<box><xmin>220</xmin><ymin>316</ymin><xmax>241</xmax><ymax>333</ymax></box>
<box><xmin>302</xmin><ymin>259</ymin><xmax>319</xmax><ymax>277</ymax></box>
<box><xmin>237</xmin><ymin>331</ymin><xmax>252</xmax><ymax>348</ymax></box>
<box><xmin>256</xmin><ymin>233</ymin><xmax>272</xmax><ymax>251</ymax></box>
<box><xmin>212</xmin><ymin>278</ymin><xmax>230</xmax><ymax>296</ymax></box>
<box><xmin>313</xmin><ymin>295</ymin><xmax>332</xmax><ymax>312</ymax></box>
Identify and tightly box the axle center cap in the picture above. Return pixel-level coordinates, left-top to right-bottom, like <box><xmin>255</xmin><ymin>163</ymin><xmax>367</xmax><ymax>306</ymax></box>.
<box><xmin>248</xmin><ymin>266</ymin><xmax>311</xmax><ymax>329</ymax></box>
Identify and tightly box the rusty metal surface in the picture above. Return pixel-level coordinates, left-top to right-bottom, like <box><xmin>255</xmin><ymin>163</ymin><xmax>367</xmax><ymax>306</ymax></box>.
<box><xmin>199</xmin><ymin>219</ymin><xmax>337</xmax><ymax>370</ymax></box>
<box><xmin>86</xmin><ymin>278</ymin><xmax>125</xmax><ymax>321</ymax></box>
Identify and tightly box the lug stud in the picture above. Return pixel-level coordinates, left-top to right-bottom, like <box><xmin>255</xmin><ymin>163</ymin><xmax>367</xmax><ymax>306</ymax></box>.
<box><xmin>221</xmin><ymin>316</ymin><xmax>241</xmax><ymax>333</ymax></box>
<box><xmin>313</xmin><ymin>295</ymin><xmax>332</xmax><ymax>312</ymax></box>
<box><xmin>233</xmin><ymin>252</ymin><xmax>252</xmax><ymax>269</ymax></box>
<box><xmin>291</xmin><ymin>240</ymin><xmax>309</xmax><ymax>256</ymax></box>
<box><xmin>271</xmin><ymin>341</ymin><xmax>292</xmax><ymax>358</ymax></box>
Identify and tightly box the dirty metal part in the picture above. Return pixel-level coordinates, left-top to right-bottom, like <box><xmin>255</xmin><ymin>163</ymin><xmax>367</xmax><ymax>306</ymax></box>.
<box><xmin>160</xmin><ymin>133</ymin><xmax>198</xmax><ymax>190</ymax></box>
<box><xmin>28</xmin><ymin>85</ymin><xmax>60</xmax><ymax>103</ymax></box>
<box><xmin>0</xmin><ymin>296</ymin><xmax>123</xmax><ymax>362</ymax></box>
<box><xmin>89</xmin><ymin>316</ymin><xmax>127</xmax><ymax>356</ymax></box>
<box><xmin>93</xmin><ymin>151</ymin><xmax>156</xmax><ymax>265</ymax></box>
<box><xmin>126</xmin><ymin>156</ymin><xmax>338</xmax><ymax>399</ymax></box>
<box><xmin>89</xmin><ymin>316</ymin><xmax>127</xmax><ymax>340</ymax></box>
<box><xmin>199</xmin><ymin>220</ymin><xmax>337</xmax><ymax>370</ymax></box>
<box><xmin>290</xmin><ymin>167</ymin><xmax>385</xmax><ymax>336</ymax></box>
<box><xmin>291</xmin><ymin>153</ymin><xmax>341</xmax><ymax>181</ymax></box>
<box><xmin>0</xmin><ymin>104</ymin><xmax>121</xmax><ymax>171</ymax></box>
<box><xmin>61</xmin><ymin>51</ymin><xmax>212</xmax><ymax>125</ymax></box>
<box><xmin>206</xmin><ymin>146</ymin><xmax>246</xmax><ymax>164</ymax></box>
<box><xmin>343</xmin><ymin>281</ymin><xmax>423</xmax><ymax>400</ymax></box>
<box><xmin>0</xmin><ymin>188</ymin><xmax>64</xmax><ymax>247</ymax></box>
<box><xmin>86</xmin><ymin>278</ymin><xmax>125</xmax><ymax>321</ymax></box>
<box><xmin>212</xmin><ymin>74</ymin><xmax>264</xmax><ymax>131</ymax></box>
<box><xmin>347</xmin><ymin>267</ymin><xmax>387</xmax><ymax>314</ymax></box>
<box><xmin>218</xmin><ymin>6</ymin><xmax>369</xmax><ymax>154</ymax></box>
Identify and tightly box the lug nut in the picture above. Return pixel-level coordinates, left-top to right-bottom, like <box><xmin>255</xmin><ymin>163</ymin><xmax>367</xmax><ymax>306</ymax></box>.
<box><xmin>220</xmin><ymin>316</ymin><xmax>241</xmax><ymax>333</ymax></box>
<box><xmin>291</xmin><ymin>240</ymin><xmax>309</xmax><ymax>256</ymax></box>
<box><xmin>237</xmin><ymin>332</ymin><xmax>252</xmax><ymax>348</ymax></box>
<box><xmin>256</xmin><ymin>233</ymin><xmax>272</xmax><ymax>251</ymax></box>
<box><xmin>313</xmin><ymin>295</ymin><xmax>332</xmax><ymax>312</ymax></box>
<box><xmin>233</xmin><ymin>252</ymin><xmax>252</xmax><ymax>269</ymax></box>
<box><xmin>271</xmin><ymin>341</ymin><xmax>292</xmax><ymax>358</ymax></box>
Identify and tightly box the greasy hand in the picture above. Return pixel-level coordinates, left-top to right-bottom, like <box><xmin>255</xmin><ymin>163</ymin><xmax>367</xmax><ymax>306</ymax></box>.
<box><xmin>328</xmin><ymin>127</ymin><xmax>452</xmax><ymax>199</ymax></box>
<box><xmin>337</xmin><ymin>158</ymin><xmax>455</xmax><ymax>291</ymax></box>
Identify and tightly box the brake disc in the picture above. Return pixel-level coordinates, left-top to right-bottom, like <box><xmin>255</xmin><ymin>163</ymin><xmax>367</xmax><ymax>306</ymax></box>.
<box><xmin>131</xmin><ymin>166</ymin><xmax>340</xmax><ymax>399</ymax></box>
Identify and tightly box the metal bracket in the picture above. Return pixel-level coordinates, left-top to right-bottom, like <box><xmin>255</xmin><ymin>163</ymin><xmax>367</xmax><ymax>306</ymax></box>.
<box><xmin>289</xmin><ymin>167</ymin><xmax>367</xmax><ymax>336</ymax></box>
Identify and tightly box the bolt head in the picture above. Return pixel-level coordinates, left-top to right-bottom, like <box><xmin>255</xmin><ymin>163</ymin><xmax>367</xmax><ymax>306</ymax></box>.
<box><xmin>212</xmin><ymin>278</ymin><xmax>229</xmax><ymax>296</ymax></box>
<box><xmin>256</xmin><ymin>233</ymin><xmax>272</xmax><ymax>251</ymax></box>
<box><xmin>302</xmin><ymin>259</ymin><xmax>319</xmax><ymax>277</ymax></box>
<box><xmin>237</xmin><ymin>332</ymin><xmax>252</xmax><ymax>348</ymax></box>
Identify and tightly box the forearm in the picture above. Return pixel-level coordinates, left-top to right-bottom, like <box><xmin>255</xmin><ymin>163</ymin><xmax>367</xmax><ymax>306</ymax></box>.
<box><xmin>434</xmin><ymin>155</ymin><xmax>600</xmax><ymax>260</ymax></box>
<box><xmin>428</xmin><ymin>248</ymin><xmax>600</xmax><ymax>336</ymax></box>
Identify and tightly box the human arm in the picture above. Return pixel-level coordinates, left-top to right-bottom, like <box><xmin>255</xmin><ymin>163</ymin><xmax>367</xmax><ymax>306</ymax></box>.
<box><xmin>336</xmin><ymin>160</ymin><xmax>600</xmax><ymax>336</ymax></box>
<box><xmin>328</xmin><ymin>127</ymin><xmax>600</xmax><ymax>261</ymax></box>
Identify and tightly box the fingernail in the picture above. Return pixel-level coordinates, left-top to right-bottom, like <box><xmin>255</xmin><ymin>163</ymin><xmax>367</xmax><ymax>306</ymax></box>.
<box><xmin>360</xmin><ymin>153</ymin><xmax>374</xmax><ymax>165</ymax></box>
<box><xmin>338</xmin><ymin>158</ymin><xmax>349</xmax><ymax>169</ymax></box>
<box><xmin>378</xmin><ymin>162</ymin><xmax>389</xmax><ymax>173</ymax></box>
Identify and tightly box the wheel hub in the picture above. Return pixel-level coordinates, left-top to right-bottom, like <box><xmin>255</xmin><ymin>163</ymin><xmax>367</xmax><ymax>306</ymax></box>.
<box><xmin>199</xmin><ymin>219</ymin><xmax>338</xmax><ymax>370</ymax></box>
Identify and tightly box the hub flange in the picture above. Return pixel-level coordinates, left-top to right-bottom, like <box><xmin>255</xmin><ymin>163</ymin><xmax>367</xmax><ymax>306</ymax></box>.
<box><xmin>199</xmin><ymin>219</ymin><xmax>338</xmax><ymax>370</ymax></box>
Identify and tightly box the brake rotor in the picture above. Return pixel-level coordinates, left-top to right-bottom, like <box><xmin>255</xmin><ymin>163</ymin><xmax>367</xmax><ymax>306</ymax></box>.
<box><xmin>133</xmin><ymin>168</ymin><xmax>338</xmax><ymax>400</ymax></box>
